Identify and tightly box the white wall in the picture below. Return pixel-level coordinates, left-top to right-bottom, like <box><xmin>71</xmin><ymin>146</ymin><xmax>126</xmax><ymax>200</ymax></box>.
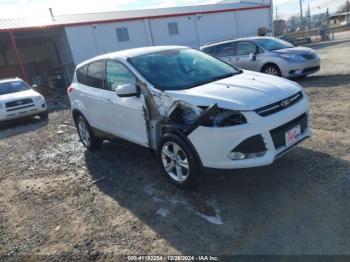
<box><xmin>65</xmin><ymin>6</ymin><xmax>272</xmax><ymax>64</ymax></box>
<box><xmin>65</xmin><ymin>20</ymin><xmax>150</xmax><ymax>64</ymax></box>
<box><xmin>195</xmin><ymin>11</ymin><xmax>238</xmax><ymax>46</ymax></box>
<box><xmin>149</xmin><ymin>16</ymin><xmax>198</xmax><ymax>47</ymax></box>
<box><xmin>64</xmin><ymin>26</ymin><xmax>101</xmax><ymax>65</ymax></box>
<box><xmin>236</xmin><ymin>8</ymin><xmax>272</xmax><ymax>37</ymax></box>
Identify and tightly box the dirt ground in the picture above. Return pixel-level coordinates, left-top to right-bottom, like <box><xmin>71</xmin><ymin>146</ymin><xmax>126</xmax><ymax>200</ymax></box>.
<box><xmin>0</xmin><ymin>40</ymin><xmax>350</xmax><ymax>260</ymax></box>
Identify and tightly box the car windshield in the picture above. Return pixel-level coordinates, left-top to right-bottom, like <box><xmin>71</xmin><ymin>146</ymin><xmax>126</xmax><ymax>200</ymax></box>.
<box><xmin>255</xmin><ymin>38</ymin><xmax>294</xmax><ymax>51</ymax></box>
<box><xmin>128</xmin><ymin>48</ymin><xmax>240</xmax><ymax>91</ymax></box>
<box><xmin>0</xmin><ymin>80</ymin><xmax>31</xmax><ymax>95</ymax></box>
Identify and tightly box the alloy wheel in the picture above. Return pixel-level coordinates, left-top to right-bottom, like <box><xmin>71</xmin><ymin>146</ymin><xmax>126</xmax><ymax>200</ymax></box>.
<box><xmin>78</xmin><ymin>118</ymin><xmax>91</xmax><ymax>147</ymax></box>
<box><xmin>265</xmin><ymin>67</ymin><xmax>280</xmax><ymax>76</ymax></box>
<box><xmin>161</xmin><ymin>141</ymin><xmax>190</xmax><ymax>182</ymax></box>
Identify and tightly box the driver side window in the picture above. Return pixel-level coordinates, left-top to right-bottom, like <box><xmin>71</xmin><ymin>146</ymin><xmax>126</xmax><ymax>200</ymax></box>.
<box><xmin>237</xmin><ymin>42</ymin><xmax>259</xmax><ymax>56</ymax></box>
<box><xmin>106</xmin><ymin>60</ymin><xmax>136</xmax><ymax>91</ymax></box>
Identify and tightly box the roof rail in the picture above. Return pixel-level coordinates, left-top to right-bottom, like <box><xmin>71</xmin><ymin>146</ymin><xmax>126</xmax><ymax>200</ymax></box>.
<box><xmin>204</xmin><ymin>38</ymin><xmax>236</xmax><ymax>46</ymax></box>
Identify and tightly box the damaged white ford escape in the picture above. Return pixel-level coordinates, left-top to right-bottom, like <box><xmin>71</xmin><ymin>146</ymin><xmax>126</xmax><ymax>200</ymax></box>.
<box><xmin>68</xmin><ymin>46</ymin><xmax>311</xmax><ymax>188</ymax></box>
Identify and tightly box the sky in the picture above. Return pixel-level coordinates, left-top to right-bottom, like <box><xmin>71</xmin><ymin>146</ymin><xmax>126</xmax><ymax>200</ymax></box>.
<box><xmin>0</xmin><ymin>0</ymin><xmax>346</xmax><ymax>20</ymax></box>
<box><xmin>274</xmin><ymin>0</ymin><xmax>345</xmax><ymax>19</ymax></box>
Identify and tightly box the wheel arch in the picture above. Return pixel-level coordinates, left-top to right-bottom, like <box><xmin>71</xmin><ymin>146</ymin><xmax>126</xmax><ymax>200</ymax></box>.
<box><xmin>158</xmin><ymin>130</ymin><xmax>204</xmax><ymax>170</ymax></box>
<box><xmin>72</xmin><ymin>109</ymin><xmax>87</xmax><ymax>125</ymax></box>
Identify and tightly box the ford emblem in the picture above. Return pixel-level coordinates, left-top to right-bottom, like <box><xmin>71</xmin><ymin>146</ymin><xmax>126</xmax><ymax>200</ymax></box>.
<box><xmin>280</xmin><ymin>99</ymin><xmax>290</xmax><ymax>108</ymax></box>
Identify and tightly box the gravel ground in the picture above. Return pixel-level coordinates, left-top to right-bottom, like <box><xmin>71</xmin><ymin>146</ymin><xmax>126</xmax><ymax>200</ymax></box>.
<box><xmin>0</xmin><ymin>40</ymin><xmax>350</xmax><ymax>260</ymax></box>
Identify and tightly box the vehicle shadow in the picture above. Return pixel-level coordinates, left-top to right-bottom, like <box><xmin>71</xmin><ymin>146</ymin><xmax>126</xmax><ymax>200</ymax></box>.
<box><xmin>84</xmin><ymin>140</ymin><xmax>350</xmax><ymax>254</ymax></box>
<box><xmin>0</xmin><ymin>117</ymin><xmax>49</xmax><ymax>140</ymax></box>
<box><xmin>296</xmin><ymin>74</ymin><xmax>350</xmax><ymax>88</ymax></box>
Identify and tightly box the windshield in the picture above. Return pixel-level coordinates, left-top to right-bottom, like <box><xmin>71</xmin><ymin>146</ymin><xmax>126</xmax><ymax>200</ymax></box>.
<box><xmin>0</xmin><ymin>80</ymin><xmax>31</xmax><ymax>96</ymax></box>
<box><xmin>128</xmin><ymin>48</ymin><xmax>240</xmax><ymax>91</ymax></box>
<box><xmin>255</xmin><ymin>38</ymin><xmax>294</xmax><ymax>51</ymax></box>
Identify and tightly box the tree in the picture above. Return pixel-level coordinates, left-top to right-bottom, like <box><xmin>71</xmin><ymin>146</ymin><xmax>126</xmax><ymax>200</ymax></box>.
<box><xmin>337</xmin><ymin>0</ymin><xmax>350</xmax><ymax>14</ymax></box>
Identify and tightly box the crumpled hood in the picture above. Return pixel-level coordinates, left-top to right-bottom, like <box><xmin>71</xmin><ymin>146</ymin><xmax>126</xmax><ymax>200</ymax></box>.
<box><xmin>0</xmin><ymin>89</ymin><xmax>39</xmax><ymax>102</ymax></box>
<box><xmin>273</xmin><ymin>46</ymin><xmax>316</xmax><ymax>55</ymax></box>
<box><xmin>164</xmin><ymin>70</ymin><xmax>302</xmax><ymax>111</ymax></box>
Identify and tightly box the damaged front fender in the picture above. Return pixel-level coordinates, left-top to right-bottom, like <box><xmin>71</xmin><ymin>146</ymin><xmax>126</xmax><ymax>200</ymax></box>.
<box><xmin>139</xmin><ymin>83</ymin><xmax>241</xmax><ymax>151</ymax></box>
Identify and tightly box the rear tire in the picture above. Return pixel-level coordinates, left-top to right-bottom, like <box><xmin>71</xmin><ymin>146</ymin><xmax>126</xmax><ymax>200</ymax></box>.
<box><xmin>262</xmin><ymin>64</ymin><xmax>281</xmax><ymax>77</ymax></box>
<box><xmin>75</xmin><ymin>115</ymin><xmax>102</xmax><ymax>151</ymax></box>
<box><xmin>157</xmin><ymin>133</ymin><xmax>200</xmax><ymax>189</ymax></box>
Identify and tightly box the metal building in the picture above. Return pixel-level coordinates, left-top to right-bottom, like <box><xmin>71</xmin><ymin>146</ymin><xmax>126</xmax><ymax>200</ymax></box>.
<box><xmin>0</xmin><ymin>1</ymin><xmax>272</xmax><ymax>93</ymax></box>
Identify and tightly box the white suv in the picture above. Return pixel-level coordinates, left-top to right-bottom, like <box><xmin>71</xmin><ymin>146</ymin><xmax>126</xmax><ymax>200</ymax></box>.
<box><xmin>68</xmin><ymin>46</ymin><xmax>311</xmax><ymax>188</ymax></box>
<box><xmin>0</xmin><ymin>78</ymin><xmax>48</xmax><ymax>122</ymax></box>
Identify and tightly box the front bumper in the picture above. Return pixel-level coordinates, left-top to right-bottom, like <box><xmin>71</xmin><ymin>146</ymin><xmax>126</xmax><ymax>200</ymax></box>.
<box><xmin>0</xmin><ymin>101</ymin><xmax>47</xmax><ymax>122</ymax></box>
<box><xmin>188</xmin><ymin>96</ymin><xmax>311</xmax><ymax>169</ymax></box>
<box><xmin>280</xmin><ymin>58</ymin><xmax>320</xmax><ymax>78</ymax></box>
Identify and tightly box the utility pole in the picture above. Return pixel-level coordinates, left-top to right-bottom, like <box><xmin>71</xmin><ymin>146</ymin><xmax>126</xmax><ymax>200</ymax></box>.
<box><xmin>327</xmin><ymin>8</ymin><xmax>330</xmax><ymax>40</ymax></box>
<box><xmin>308</xmin><ymin>4</ymin><xmax>312</xmax><ymax>38</ymax></box>
<box><xmin>275</xmin><ymin>6</ymin><xmax>278</xmax><ymax>20</ymax></box>
<box><xmin>299</xmin><ymin>0</ymin><xmax>304</xmax><ymax>36</ymax></box>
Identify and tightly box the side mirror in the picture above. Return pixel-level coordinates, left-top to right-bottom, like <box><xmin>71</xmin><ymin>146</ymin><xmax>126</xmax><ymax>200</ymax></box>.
<box><xmin>32</xmin><ymin>84</ymin><xmax>38</xmax><ymax>89</ymax></box>
<box><xmin>115</xmin><ymin>83</ymin><xmax>139</xmax><ymax>97</ymax></box>
<box><xmin>250</xmin><ymin>53</ymin><xmax>257</xmax><ymax>62</ymax></box>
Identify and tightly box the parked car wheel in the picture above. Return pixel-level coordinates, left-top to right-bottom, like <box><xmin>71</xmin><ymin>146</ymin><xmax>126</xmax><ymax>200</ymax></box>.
<box><xmin>262</xmin><ymin>64</ymin><xmax>281</xmax><ymax>77</ymax></box>
<box><xmin>158</xmin><ymin>133</ymin><xmax>200</xmax><ymax>189</ymax></box>
<box><xmin>38</xmin><ymin>110</ymin><xmax>49</xmax><ymax>120</ymax></box>
<box><xmin>76</xmin><ymin>115</ymin><xmax>102</xmax><ymax>151</ymax></box>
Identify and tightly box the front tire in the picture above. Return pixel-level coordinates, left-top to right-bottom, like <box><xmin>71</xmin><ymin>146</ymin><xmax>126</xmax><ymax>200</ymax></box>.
<box><xmin>39</xmin><ymin>110</ymin><xmax>48</xmax><ymax>120</ymax></box>
<box><xmin>157</xmin><ymin>133</ymin><xmax>200</xmax><ymax>189</ymax></box>
<box><xmin>262</xmin><ymin>64</ymin><xmax>281</xmax><ymax>77</ymax></box>
<box><xmin>76</xmin><ymin>115</ymin><xmax>102</xmax><ymax>151</ymax></box>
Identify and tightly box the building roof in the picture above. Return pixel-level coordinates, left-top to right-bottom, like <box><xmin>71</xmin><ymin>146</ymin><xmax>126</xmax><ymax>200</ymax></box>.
<box><xmin>0</xmin><ymin>1</ymin><xmax>270</xmax><ymax>32</ymax></box>
<box><xmin>329</xmin><ymin>12</ymin><xmax>350</xmax><ymax>19</ymax></box>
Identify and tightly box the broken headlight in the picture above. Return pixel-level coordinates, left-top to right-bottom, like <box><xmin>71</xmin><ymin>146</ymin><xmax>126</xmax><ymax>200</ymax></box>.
<box><xmin>199</xmin><ymin>104</ymin><xmax>247</xmax><ymax>127</ymax></box>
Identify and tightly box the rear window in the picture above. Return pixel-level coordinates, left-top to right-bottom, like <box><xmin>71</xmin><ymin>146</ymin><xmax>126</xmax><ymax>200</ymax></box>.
<box><xmin>76</xmin><ymin>65</ymin><xmax>88</xmax><ymax>85</ymax></box>
<box><xmin>76</xmin><ymin>61</ymin><xmax>106</xmax><ymax>89</ymax></box>
<box><xmin>202</xmin><ymin>46</ymin><xmax>215</xmax><ymax>55</ymax></box>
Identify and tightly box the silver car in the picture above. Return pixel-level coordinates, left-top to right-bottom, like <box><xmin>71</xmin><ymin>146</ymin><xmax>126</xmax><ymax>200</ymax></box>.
<box><xmin>200</xmin><ymin>37</ymin><xmax>320</xmax><ymax>78</ymax></box>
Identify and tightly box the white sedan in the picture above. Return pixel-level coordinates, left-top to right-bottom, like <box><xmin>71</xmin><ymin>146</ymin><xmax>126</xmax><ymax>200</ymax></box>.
<box><xmin>68</xmin><ymin>46</ymin><xmax>311</xmax><ymax>188</ymax></box>
<box><xmin>0</xmin><ymin>78</ymin><xmax>48</xmax><ymax>122</ymax></box>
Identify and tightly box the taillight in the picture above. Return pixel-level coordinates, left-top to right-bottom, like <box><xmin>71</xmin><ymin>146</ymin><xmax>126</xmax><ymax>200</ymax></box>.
<box><xmin>67</xmin><ymin>86</ymin><xmax>74</xmax><ymax>93</ymax></box>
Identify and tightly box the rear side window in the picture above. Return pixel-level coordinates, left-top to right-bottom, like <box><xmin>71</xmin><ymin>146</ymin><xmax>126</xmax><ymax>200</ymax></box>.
<box><xmin>86</xmin><ymin>61</ymin><xmax>106</xmax><ymax>89</ymax></box>
<box><xmin>76</xmin><ymin>65</ymin><xmax>88</xmax><ymax>85</ymax></box>
<box><xmin>215</xmin><ymin>42</ymin><xmax>236</xmax><ymax>57</ymax></box>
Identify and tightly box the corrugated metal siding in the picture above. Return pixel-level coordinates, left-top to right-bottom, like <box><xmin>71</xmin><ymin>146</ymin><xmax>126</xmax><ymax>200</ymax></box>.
<box><xmin>0</xmin><ymin>2</ymin><xmax>269</xmax><ymax>31</ymax></box>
